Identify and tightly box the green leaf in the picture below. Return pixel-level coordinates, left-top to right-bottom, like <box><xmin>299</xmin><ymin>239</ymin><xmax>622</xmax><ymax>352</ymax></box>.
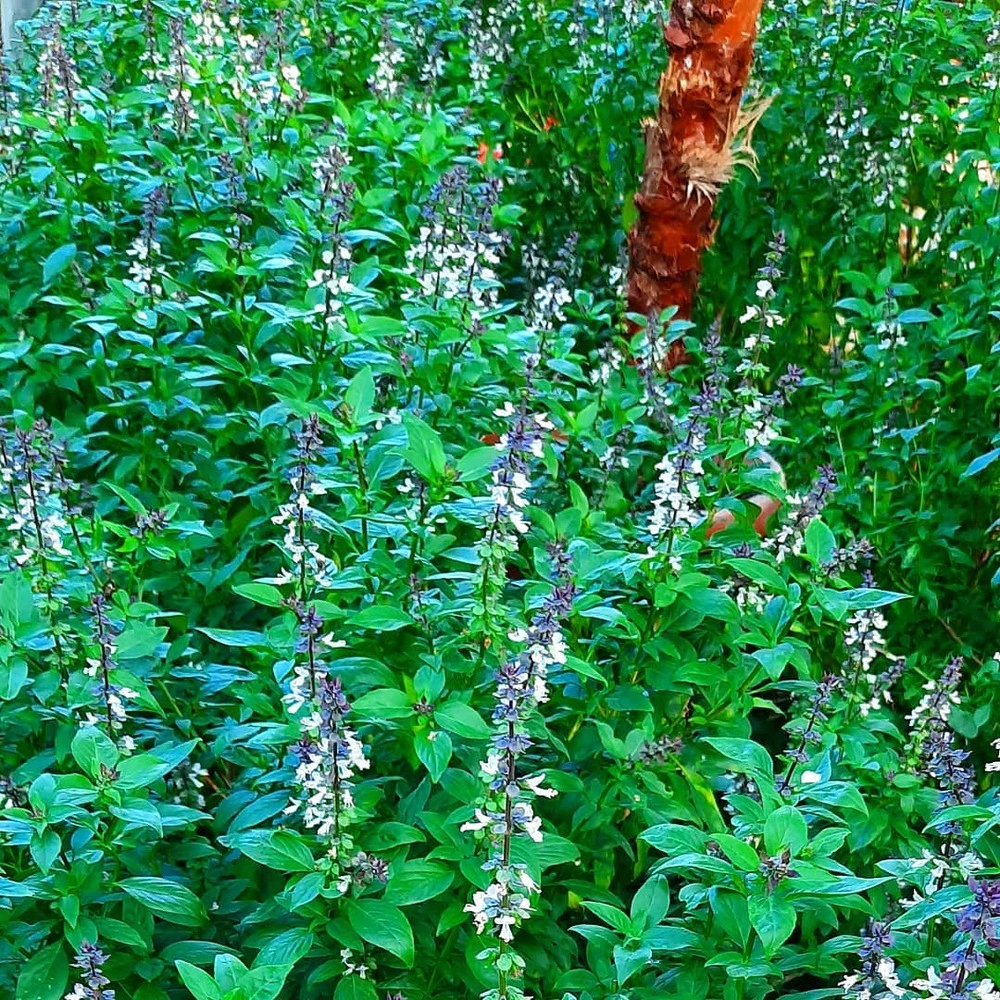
<box><xmin>712</xmin><ymin>834</ymin><xmax>760</xmax><ymax>872</ymax></box>
<box><xmin>891</xmin><ymin>884</ymin><xmax>973</xmax><ymax>929</ymax></box>
<box><xmin>349</xmin><ymin>606</ymin><xmax>415</xmax><ymax>631</ymax></box>
<box><xmin>346</xmin><ymin>898</ymin><xmax>415</xmax><ymax>966</ymax></box>
<box><xmin>71</xmin><ymin>726</ymin><xmax>120</xmax><ymax>780</ymax></box>
<box><xmin>29</xmin><ymin>828</ymin><xmax>61</xmax><ymax>874</ymax></box>
<box><xmin>630</xmin><ymin>874</ymin><xmax>670</xmax><ymax>929</ymax></box>
<box><xmin>117</xmin><ymin>622</ymin><xmax>168</xmax><ymax>660</ymax></box>
<box><xmin>763</xmin><ymin>806</ymin><xmax>809</xmax><ymax>856</ymax></box>
<box><xmin>0</xmin><ymin>659</ymin><xmax>29</xmax><ymax>700</ymax></box>
<box><xmin>614</xmin><ymin>945</ymin><xmax>652</xmax><ymax>987</ymax></box>
<box><xmin>42</xmin><ymin>244</ymin><xmax>77</xmax><ymax>285</ymax></box>
<box><xmin>175</xmin><ymin>961</ymin><xmax>222</xmax><ymax>1000</ymax></box>
<box><xmin>750</xmin><ymin>644</ymin><xmax>794</xmax><ymax>681</ymax></box>
<box><xmin>703</xmin><ymin>738</ymin><xmax>774</xmax><ymax>781</ymax></box>
<box><xmin>103</xmin><ymin>481</ymin><xmax>147</xmax><ymax>515</ymax></box>
<box><xmin>345</xmin><ymin>367</ymin><xmax>376</xmax><ymax>424</ymax></box>
<box><xmin>383</xmin><ymin>860</ymin><xmax>455</xmax><ymax>906</ymax></box>
<box><xmin>726</xmin><ymin>558</ymin><xmax>787</xmax><ymax>594</ymax></box>
<box><xmin>255</xmin><ymin>928</ymin><xmax>315</xmax><ymax>967</ymax></box>
<box><xmin>334</xmin><ymin>977</ymin><xmax>378</xmax><ymax>1000</ymax></box>
<box><xmin>351</xmin><ymin>688</ymin><xmax>414</xmax><ymax>720</ymax></box>
<box><xmin>221</xmin><ymin>830</ymin><xmax>316</xmax><ymax>872</ymax></box>
<box><xmin>402</xmin><ymin>413</ymin><xmax>446</xmax><ymax>480</ymax></box>
<box><xmin>241</xmin><ymin>965</ymin><xmax>292</xmax><ymax>1000</ymax></box>
<box><xmin>456</xmin><ymin>446</ymin><xmax>499</xmax><ymax>482</ymax></box>
<box><xmin>120</xmin><ymin>877</ymin><xmax>206</xmax><ymax>927</ymax></box>
<box><xmin>16</xmin><ymin>943</ymin><xmax>68</xmax><ymax>1000</ymax></box>
<box><xmin>414</xmin><ymin>728</ymin><xmax>451</xmax><ymax>782</ymax></box>
<box><xmin>800</xmin><ymin>780</ymin><xmax>868</xmax><ymax>816</ymax></box>
<box><xmin>805</xmin><ymin>519</ymin><xmax>837</xmax><ymax>566</ymax></box>
<box><xmin>686</xmin><ymin>588</ymin><xmax>740</xmax><ymax>624</ymax></box>
<box><xmin>790</xmin><ymin>876</ymin><xmax>893</xmax><ymax>897</ymax></box>
<box><xmin>961</xmin><ymin>448</ymin><xmax>1000</xmax><ymax>479</ymax></box>
<box><xmin>582</xmin><ymin>901</ymin><xmax>633</xmax><ymax>934</ymax></box>
<box><xmin>896</xmin><ymin>307</ymin><xmax>934</xmax><ymax>324</ymax></box>
<box><xmin>110</xmin><ymin>800</ymin><xmax>164</xmax><ymax>836</ymax></box>
<box><xmin>116</xmin><ymin>751</ymin><xmax>185</xmax><ymax>791</ymax></box>
<box><xmin>0</xmin><ymin>571</ymin><xmax>35</xmax><ymax>630</ymax></box>
<box><xmin>748</xmin><ymin>892</ymin><xmax>796</xmax><ymax>956</ymax></box>
<box><xmin>816</xmin><ymin>588</ymin><xmax>909</xmax><ymax>619</ymax></box>
<box><xmin>197</xmin><ymin>627</ymin><xmax>267</xmax><ymax>648</ymax></box>
<box><xmin>233</xmin><ymin>583</ymin><xmax>285</xmax><ymax>608</ymax></box>
<box><xmin>643</xmin><ymin>926</ymin><xmax>700</xmax><ymax>952</ymax></box>
<box><xmin>433</xmin><ymin>700</ymin><xmax>492</xmax><ymax>739</ymax></box>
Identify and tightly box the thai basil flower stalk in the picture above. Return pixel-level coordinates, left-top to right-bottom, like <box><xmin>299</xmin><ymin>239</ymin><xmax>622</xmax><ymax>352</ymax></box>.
<box><xmin>840</xmin><ymin>580</ymin><xmax>906</xmax><ymax>718</ymax></box>
<box><xmin>471</xmin><ymin>371</ymin><xmax>555</xmax><ymax>704</ymax></box>
<box><xmin>841</xmin><ymin>921</ymin><xmax>901</xmax><ymax>1000</ymax></box>
<box><xmin>476</xmin><ymin>355</ymin><xmax>552</xmax><ymax>570</ymax></box>
<box><xmin>462</xmin><ymin>545</ymin><xmax>576</xmax><ymax>1000</ymax></box>
<box><xmin>404</xmin><ymin>167</ymin><xmax>506</xmax><ymax>321</ymax></box>
<box><xmin>282</xmin><ymin>591</ymin><xmax>382</xmax><ymax>882</ymax></box>
<box><xmin>84</xmin><ymin>591</ymin><xmax>137</xmax><ymax>750</ymax></box>
<box><xmin>523</xmin><ymin>233</ymin><xmax>579</xmax><ymax>338</ymax></box>
<box><xmin>943</xmin><ymin>879</ymin><xmax>1000</xmax><ymax>996</ymax></box>
<box><xmin>309</xmin><ymin>130</ymin><xmax>357</xmax><ymax>349</ymax></box>
<box><xmin>65</xmin><ymin>941</ymin><xmax>114</xmax><ymax>999</ymax></box>
<box><xmin>2</xmin><ymin>421</ymin><xmax>74</xmax><ymax>573</ymax></box>
<box><xmin>646</xmin><ymin>336</ymin><xmax>723</xmax><ymax>557</ymax></box>
<box><xmin>124</xmin><ymin>186</ymin><xmax>168</xmax><ymax>299</ymax></box>
<box><xmin>908</xmin><ymin>658</ymin><xmax>976</xmax><ymax>840</ymax></box>
<box><xmin>765</xmin><ymin>464</ymin><xmax>838</xmax><ymax>563</ymax></box>
<box><xmin>286</xmin><ymin>652</ymin><xmax>369</xmax><ymax>864</ymax></box>
<box><xmin>271</xmin><ymin>415</ymin><xmax>334</xmax><ymax>594</ymax></box>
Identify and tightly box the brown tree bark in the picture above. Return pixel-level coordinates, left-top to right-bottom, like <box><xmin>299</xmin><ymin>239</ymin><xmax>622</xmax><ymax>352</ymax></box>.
<box><xmin>626</xmin><ymin>0</ymin><xmax>767</xmax><ymax>366</ymax></box>
<box><xmin>627</xmin><ymin>0</ymin><xmax>777</xmax><ymax>538</ymax></box>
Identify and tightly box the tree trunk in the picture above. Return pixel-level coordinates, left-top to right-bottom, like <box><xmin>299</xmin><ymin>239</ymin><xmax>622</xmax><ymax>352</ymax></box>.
<box><xmin>626</xmin><ymin>0</ymin><xmax>766</xmax><ymax>366</ymax></box>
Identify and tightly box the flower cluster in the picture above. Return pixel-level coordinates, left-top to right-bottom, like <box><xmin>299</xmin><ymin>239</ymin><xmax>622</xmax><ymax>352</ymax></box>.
<box><xmin>1</xmin><ymin>421</ymin><xmax>74</xmax><ymax>571</ymax></box>
<box><xmin>270</xmin><ymin>415</ymin><xmax>335</xmax><ymax>591</ymax></box>
<box><xmin>466</xmin><ymin>2</ymin><xmax>515</xmax><ymax>89</ymax></box>
<box><xmin>36</xmin><ymin>19</ymin><xmax>80</xmax><ymax>126</ymax></box>
<box><xmin>404</xmin><ymin>168</ymin><xmax>506</xmax><ymax>321</ymax></box>
<box><xmin>647</xmin><ymin>336</ymin><xmax>721</xmax><ymax>544</ymax></box>
<box><xmin>765</xmin><ymin>464</ymin><xmax>838</xmax><ymax>563</ymax></box>
<box><xmin>165</xmin><ymin>16</ymin><xmax>196</xmax><ymax>134</ymax></box>
<box><xmin>522</xmin><ymin>234</ymin><xmax>579</xmax><ymax>337</ymax></box>
<box><xmin>166</xmin><ymin>759</ymin><xmax>211</xmax><ymax>809</ymax></box>
<box><xmin>463</xmin><ymin>545</ymin><xmax>575</xmax><ymax>985</ymax></box>
<box><xmin>824</xmin><ymin>536</ymin><xmax>875</xmax><ymax>578</ymax></box>
<box><xmin>287</xmin><ymin>673</ymin><xmax>369</xmax><ymax>858</ymax></box>
<box><xmin>838</xmin><ymin>590</ymin><xmax>906</xmax><ymax>718</ymax></box>
<box><xmin>908</xmin><ymin>656</ymin><xmax>963</xmax><ymax>735</ymax></box>
<box><xmin>125</xmin><ymin>187</ymin><xmax>169</xmax><ymax>298</ymax></box>
<box><xmin>841</xmin><ymin>920</ymin><xmax>899</xmax><ymax>1000</ymax></box>
<box><xmin>780</xmin><ymin>673</ymin><xmax>840</xmax><ymax>790</ymax></box>
<box><xmin>283</xmin><ymin>601</ymin><xmax>346</xmax><ymax>716</ymax></box>
<box><xmin>65</xmin><ymin>942</ymin><xmax>114</xmax><ymax>1000</ymax></box>
<box><xmin>369</xmin><ymin>19</ymin><xmax>406</xmax><ymax>99</ymax></box>
<box><xmin>814</xmin><ymin>83</ymin><xmax>910</xmax><ymax>214</ymax></box>
<box><xmin>83</xmin><ymin>591</ymin><xmax>137</xmax><ymax>746</ymax></box>
<box><xmin>480</xmin><ymin>375</ymin><xmax>553</xmax><ymax>548</ymax></box>
<box><xmin>738</xmin><ymin>234</ymin><xmax>787</xmax><ymax>332</ymax></box>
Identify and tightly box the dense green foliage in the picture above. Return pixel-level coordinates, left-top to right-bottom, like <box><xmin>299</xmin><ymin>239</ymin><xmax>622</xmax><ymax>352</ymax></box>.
<box><xmin>0</xmin><ymin>2</ymin><xmax>999</xmax><ymax>1000</ymax></box>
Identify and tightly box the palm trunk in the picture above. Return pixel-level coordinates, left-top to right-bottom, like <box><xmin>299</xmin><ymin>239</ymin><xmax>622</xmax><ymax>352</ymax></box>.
<box><xmin>627</xmin><ymin>0</ymin><xmax>766</xmax><ymax>367</ymax></box>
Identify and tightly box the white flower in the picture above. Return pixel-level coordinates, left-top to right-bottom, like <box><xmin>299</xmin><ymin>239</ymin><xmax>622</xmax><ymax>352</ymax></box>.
<box><xmin>341</xmin><ymin>948</ymin><xmax>368</xmax><ymax>979</ymax></box>
<box><xmin>460</xmin><ymin>808</ymin><xmax>493</xmax><ymax>834</ymax></box>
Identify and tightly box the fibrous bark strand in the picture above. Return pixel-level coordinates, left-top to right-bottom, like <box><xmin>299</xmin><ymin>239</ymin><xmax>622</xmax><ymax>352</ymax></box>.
<box><xmin>627</xmin><ymin>0</ymin><xmax>766</xmax><ymax>348</ymax></box>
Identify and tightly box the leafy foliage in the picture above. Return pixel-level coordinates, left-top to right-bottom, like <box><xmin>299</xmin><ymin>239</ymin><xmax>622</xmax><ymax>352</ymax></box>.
<box><xmin>0</xmin><ymin>2</ymin><xmax>999</xmax><ymax>1000</ymax></box>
